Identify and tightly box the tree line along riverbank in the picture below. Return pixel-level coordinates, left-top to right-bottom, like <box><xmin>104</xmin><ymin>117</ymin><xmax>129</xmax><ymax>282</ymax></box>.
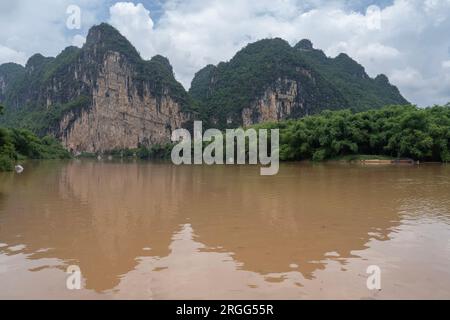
<box><xmin>107</xmin><ymin>105</ymin><xmax>450</xmax><ymax>164</ymax></box>
<box><xmin>1</xmin><ymin>104</ymin><xmax>449</xmax><ymax>171</ymax></box>
<box><xmin>256</xmin><ymin>104</ymin><xmax>450</xmax><ymax>162</ymax></box>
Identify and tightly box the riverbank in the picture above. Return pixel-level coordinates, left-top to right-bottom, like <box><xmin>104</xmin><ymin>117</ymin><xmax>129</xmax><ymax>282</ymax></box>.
<box><xmin>0</xmin><ymin>128</ymin><xmax>71</xmax><ymax>171</ymax></box>
<box><xmin>79</xmin><ymin>105</ymin><xmax>450</xmax><ymax>164</ymax></box>
<box><xmin>3</xmin><ymin>105</ymin><xmax>449</xmax><ymax>171</ymax></box>
<box><xmin>254</xmin><ymin>105</ymin><xmax>450</xmax><ymax>163</ymax></box>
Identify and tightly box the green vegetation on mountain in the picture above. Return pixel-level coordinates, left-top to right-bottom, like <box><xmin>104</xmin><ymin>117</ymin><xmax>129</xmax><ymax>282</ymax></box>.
<box><xmin>189</xmin><ymin>64</ymin><xmax>217</xmax><ymax>103</ymax></box>
<box><xmin>41</xmin><ymin>46</ymin><xmax>81</xmax><ymax>82</ymax></box>
<box><xmin>136</xmin><ymin>54</ymin><xmax>194</xmax><ymax>112</ymax></box>
<box><xmin>190</xmin><ymin>38</ymin><xmax>348</xmax><ymax>128</ymax></box>
<box><xmin>190</xmin><ymin>38</ymin><xmax>408</xmax><ymax>129</ymax></box>
<box><xmin>0</xmin><ymin>23</ymin><xmax>194</xmax><ymax>135</ymax></box>
<box><xmin>0</xmin><ymin>63</ymin><xmax>26</xmax><ymax>102</ymax></box>
<box><xmin>0</xmin><ymin>104</ymin><xmax>71</xmax><ymax>171</ymax></box>
<box><xmin>254</xmin><ymin>104</ymin><xmax>450</xmax><ymax>162</ymax></box>
<box><xmin>85</xmin><ymin>23</ymin><xmax>141</xmax><ymax>63</ymax></box>
<box><xmin>4</xmin><ymin>95</ymin><xmax>92</xmax><ymax>136</ymax></box>
<box><xmin>294</xmin><ymin>39</ymin><xmax>408</xmax><ymax>111</ymax></box>
<box><xmin>0</xmin><ymin>48</ymin><xmax>88</xmax><ymax>131</ymax></box>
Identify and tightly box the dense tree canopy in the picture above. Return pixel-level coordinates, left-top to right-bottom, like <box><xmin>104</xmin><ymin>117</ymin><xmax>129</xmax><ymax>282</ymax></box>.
<box><xmin>0</xmin><ymin>128</ymin><xmax>71</xmax><ymax>171</ymax></box>
<box><xmin>102</xmin><ymin>104</ymin><xmax>450</xmax><ymax>164</ymax></box>
<box><xmin>254</xmin><ymin>104</ymin><xmax>450</xmax><ymax>162</ymax></box>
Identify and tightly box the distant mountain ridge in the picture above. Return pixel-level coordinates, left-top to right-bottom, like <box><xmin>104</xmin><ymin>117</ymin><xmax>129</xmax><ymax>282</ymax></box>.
<box><xmin>190</xmin><ymin>38</ymin><xmax>408</xmax><ymax>128</ymax></box>
<box><xmin>0</xmin><ymin>23</ymin><xmax>408</xmax><ymax>152</ymax></box>
<box><xmin>293</xmin><ymin>39</ymin><xmax>407</xmax><ymax>112</ymax></box>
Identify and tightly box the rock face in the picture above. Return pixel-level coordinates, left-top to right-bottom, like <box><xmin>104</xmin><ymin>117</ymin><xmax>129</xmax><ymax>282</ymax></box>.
<box><xmin>242</xmin><ymin>78</ymin><xmax>299</xmax><ymax>126</ymax></box>
<box><xmin>241</xmin><ymin>69</ymin><xmax>324</xmax><ymax>126</ymax></box>
<box><xmin>0</xmin><ymin>75</ymin><xmax>5</xmax><ymax>98</ymax></box>
<box><xmin>59</xmin><ymin>52</ymin><xmax>188</xmax><ymax>153</ymax></box>
<box><xmin>1</xmin><ymin>30</ymin><xmax>409</xmax><ymax>150</ymax></box>
<box><xmin>0</xmin><ymin>23</ymin><xmax>192</xmax><ymax>153</ymax></box>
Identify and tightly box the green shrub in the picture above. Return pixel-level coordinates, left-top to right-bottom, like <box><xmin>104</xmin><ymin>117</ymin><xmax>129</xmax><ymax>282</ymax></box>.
<box><xmin>0</xmin><ymin>153</ymin><xmax>13</xmax><ymax>171</ymax></box>
<box><xmin>0</xmin><ymin>127</ymin><xmax>71</xmax><ymax>171</ymax></box>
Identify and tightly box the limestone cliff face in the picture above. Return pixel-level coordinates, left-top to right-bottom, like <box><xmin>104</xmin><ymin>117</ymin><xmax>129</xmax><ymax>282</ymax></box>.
<box><xmin>241</xmin><ymin>68</ymin><xmax>322</xmax><ymax>126</ymax></box>
<box><xmin>0</xmin><ymin>76</ymin><xmax>5</xmax><ymax>100</ymax></box>
<box><xmin>242</xmin><ymin>78</ymin><xmax>302</xmax><ymax>127</ymax></box>
<box><xmin>0</xmin><ymin>24</ymin><xmax>192</xmax><ymax>153</ymax></box>
<box><xmin>58</xmin><ymin>52</ymin><xmax>189</xmax><ymax>153</ymax></box>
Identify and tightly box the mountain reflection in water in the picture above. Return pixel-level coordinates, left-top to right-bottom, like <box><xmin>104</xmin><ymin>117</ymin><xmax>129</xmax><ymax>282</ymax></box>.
<box><xmin>1</xmin><ymin>161</ymin><xmax>450</xmax><ymax>299</ymax></box>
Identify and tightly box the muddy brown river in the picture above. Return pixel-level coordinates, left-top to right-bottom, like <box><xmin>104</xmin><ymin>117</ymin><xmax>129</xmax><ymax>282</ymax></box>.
<box><xmin>0</xmin><ymin>160</ymin><xmax>449</xmax><ymax>299</ymax></box>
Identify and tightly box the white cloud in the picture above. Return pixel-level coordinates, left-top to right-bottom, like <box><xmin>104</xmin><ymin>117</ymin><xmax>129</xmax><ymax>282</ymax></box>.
<box><xmin>1</xmin><ymin>0</ymin><xmax>450</xmax><ymax>106</ymax></box>
<box><xmin>442</xmin><ymin>60</ymin><xmax>450</xmax><ymax>69</ymax></box>
<box><xmin>109</xmin><ymin>2</ymin><xmax>156</xmax><ymax>58</ymax></box>
<box><xmin>391</xmin><ymin>66</ymin><xmax>450</xmax><ymax>106</ymax></box>
<box><xmin>357</xmin><ymin>43</ymin><xmax>400</xmax><ymax>60</ymax></box>
<box><xmin>0</xmin><ymin>0</ymin><xmax>103</xmax><ymax>63</ymax></box>
<box><xmin>391</xmin><ymin>67</ymin><xmax>425</xmax><ymax>90</ymax></box>
<box><xmin>107</xmin><ymin>0</ymin><xmax>450</xmax><ymax>106</ymax></box>
<box><xmin>0</xmin><ymin>45</ymin><xmax>27</xmax><ymax>65</ymax></box>
<box><xmin>72</xmin><ymin>35</ymin><xmax>86</xmax><ymax>48</ymax></box>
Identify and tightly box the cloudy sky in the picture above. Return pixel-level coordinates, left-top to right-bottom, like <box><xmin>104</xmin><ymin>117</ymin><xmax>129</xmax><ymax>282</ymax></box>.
<box><xmin>0</xmin><ymin>0</ymin><xmax>449</xmax><ymax>106</ymax></box>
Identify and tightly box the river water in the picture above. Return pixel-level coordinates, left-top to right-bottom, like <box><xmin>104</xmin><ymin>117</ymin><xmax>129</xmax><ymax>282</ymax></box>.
<box><xmin>0</xmin><ymin>160</ymin><xmax>449</xmax><ymax>299</ymax></box>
